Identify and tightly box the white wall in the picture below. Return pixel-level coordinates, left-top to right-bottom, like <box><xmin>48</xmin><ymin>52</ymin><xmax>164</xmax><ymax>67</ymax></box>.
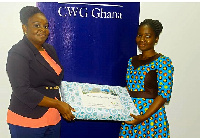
<box><xmin>0</xmin><ymin>2</ymin><xmax>199</xmax><ymax>138</ymax></box>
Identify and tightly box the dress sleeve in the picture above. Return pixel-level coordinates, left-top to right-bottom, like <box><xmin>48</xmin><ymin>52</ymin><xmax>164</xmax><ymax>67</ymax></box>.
<box><xmin>157</xmin><ymin>56</ymin><xmax>174</xmax><ymax>102</ymax></box>
<box><xmin>6</xmin><ymin>52</ymin><xmax>44</xmax><ymax>109</ymax></box>
<box><xmin>126</xmin><ymin>57</ymin><xmax>133</xmax><ymax>86</ymax></box>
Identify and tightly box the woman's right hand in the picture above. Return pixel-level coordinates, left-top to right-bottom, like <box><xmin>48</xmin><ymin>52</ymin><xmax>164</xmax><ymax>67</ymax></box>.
<box><xmin>38</xmin><ymin>96</ymin><xmax>76</xmax><ymax>121</ymax></box>
<box><xmin>56</xmin><ymin>101</ymin><xmax>76</xmax><ymax>121</ymax></box>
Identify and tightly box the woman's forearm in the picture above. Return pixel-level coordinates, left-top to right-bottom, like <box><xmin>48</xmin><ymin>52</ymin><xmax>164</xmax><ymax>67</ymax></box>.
<box><xmin>38</xmin><ymin>96</ymin><xmax>59</xmax><ymax>108</ymax></box>
<box><xmin>38</xmin><ymin>96</ymin><xmax>75</xmax><ymax>121</ymax></box>
<box><xmin>142</xmin><ymin>95</ymin><xmax>167</xmax><ymax>120</ymax></box>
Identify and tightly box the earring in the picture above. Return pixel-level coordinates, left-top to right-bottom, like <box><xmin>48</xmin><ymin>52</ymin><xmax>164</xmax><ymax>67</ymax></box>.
<box><xmin>24</xmin><ymin>32</ymin><xmax>27</xmax><ymax>34</ymax></box>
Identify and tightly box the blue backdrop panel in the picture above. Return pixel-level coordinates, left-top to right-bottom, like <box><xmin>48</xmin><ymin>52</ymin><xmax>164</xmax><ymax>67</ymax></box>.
<box><xmin>37</xmin><ymin>2</ymin><xmax>139</xmax><ymax>138</ymax></box>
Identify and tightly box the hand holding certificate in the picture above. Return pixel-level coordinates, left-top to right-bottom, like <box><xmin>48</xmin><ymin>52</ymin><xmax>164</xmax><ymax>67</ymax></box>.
<box><xmin>60</xmin><ymin>81</ymin><xmax>139</xmax><ymax>121</ymax></box>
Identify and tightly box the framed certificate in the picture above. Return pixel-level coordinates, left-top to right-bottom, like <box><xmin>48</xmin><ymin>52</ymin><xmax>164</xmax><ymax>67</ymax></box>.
<box><xmin>60</xmin><ymin>81</ymin><xmax>139</xmax><ymax>121</ymax></box>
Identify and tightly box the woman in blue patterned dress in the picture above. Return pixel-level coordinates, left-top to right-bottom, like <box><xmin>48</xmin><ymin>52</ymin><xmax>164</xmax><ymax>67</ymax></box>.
<box><xmin>119</xmin><ymin>19</ymin><xmax>174</xmax><ymax>138</ymax></box>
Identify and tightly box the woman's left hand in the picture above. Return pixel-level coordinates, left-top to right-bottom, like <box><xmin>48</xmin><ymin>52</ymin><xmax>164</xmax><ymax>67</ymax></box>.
<box><xmin>125</xmin><ymin>114</ymin><xmax>146</xmax><ymax>125</ymax></box>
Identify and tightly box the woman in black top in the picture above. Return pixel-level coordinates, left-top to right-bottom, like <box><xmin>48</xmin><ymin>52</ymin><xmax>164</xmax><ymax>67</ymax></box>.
<box><xmin>6</xmin><ymin>6</ymin><xmax>75</xmax><ymax>138</ymax></box>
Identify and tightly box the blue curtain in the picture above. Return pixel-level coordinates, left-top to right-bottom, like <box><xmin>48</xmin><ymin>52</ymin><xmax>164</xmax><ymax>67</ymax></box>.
<box><xmin>37</xmin><ymin>2</ymin><xmax>140</xmax><ymax>138</ymax></box>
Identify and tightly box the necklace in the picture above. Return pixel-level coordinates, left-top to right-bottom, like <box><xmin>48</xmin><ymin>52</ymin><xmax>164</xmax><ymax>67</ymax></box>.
<box><xmin>38</xmin><ymin>47</ymin><xmax>44</xmax><ymax>51</ymax></box>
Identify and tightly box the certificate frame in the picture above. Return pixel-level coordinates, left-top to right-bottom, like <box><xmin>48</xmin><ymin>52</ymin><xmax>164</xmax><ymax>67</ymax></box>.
<box><xmin>60</xmin><ymin>81</ymin><xmax>139</xmax><ymax>121</ymax></box>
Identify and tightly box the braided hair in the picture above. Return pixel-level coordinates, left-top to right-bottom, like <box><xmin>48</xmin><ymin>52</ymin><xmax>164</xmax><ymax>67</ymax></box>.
<box><xmin>20</xmin><ymin>6</ymin><xmax>43</xmax><ymax>25</ymax></box>
<box><xmin>139</xmin><ymin>19</ymin><xmax>163</xmax><ymax>37</ymax></box>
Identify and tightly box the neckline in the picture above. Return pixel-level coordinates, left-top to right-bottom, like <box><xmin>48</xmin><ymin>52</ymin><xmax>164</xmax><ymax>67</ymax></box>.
<box><xmin>138</xmin><ymin>53</ymin><xmax>161</xmax><ymax>61</ymax></box>
<box><xmin>39</xmin><ymin>49</ymin><xmax>46</xmax><ymax>53</ymax></box>
<box><xmin>131</xmin><ymin>53</ymin><xmax>162</xmax><ymax>69</ymax></box>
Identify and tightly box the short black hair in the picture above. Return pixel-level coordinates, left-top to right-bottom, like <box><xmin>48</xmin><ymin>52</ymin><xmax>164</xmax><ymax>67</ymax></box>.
<box><xmin>20</xmin><ymin>6</ymin><xmax>43</xmax><ymax>25</ymax></box>
<box><xmin>139</xmin><ymin>19</ymin><xmax>163</xmax><ymax>37</ymax></box>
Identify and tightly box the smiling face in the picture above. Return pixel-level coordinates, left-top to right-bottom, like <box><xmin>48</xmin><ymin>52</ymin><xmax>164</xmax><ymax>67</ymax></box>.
<box><xmin>22</xmin><ymin>13</ymin><xmax>49</xmax><ymax>48</ymax></box>
<box><xmin>136</xmin><ymin>25</ymin><xmax>159</xmax><ymax>52</ymax></box>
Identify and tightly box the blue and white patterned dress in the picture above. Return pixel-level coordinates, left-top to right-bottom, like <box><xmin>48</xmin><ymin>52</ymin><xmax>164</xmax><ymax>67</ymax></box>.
<box><xmin>119</xmin><ymin>54</ymin><xmax>174</xmax><ymax>138</ymax></box>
